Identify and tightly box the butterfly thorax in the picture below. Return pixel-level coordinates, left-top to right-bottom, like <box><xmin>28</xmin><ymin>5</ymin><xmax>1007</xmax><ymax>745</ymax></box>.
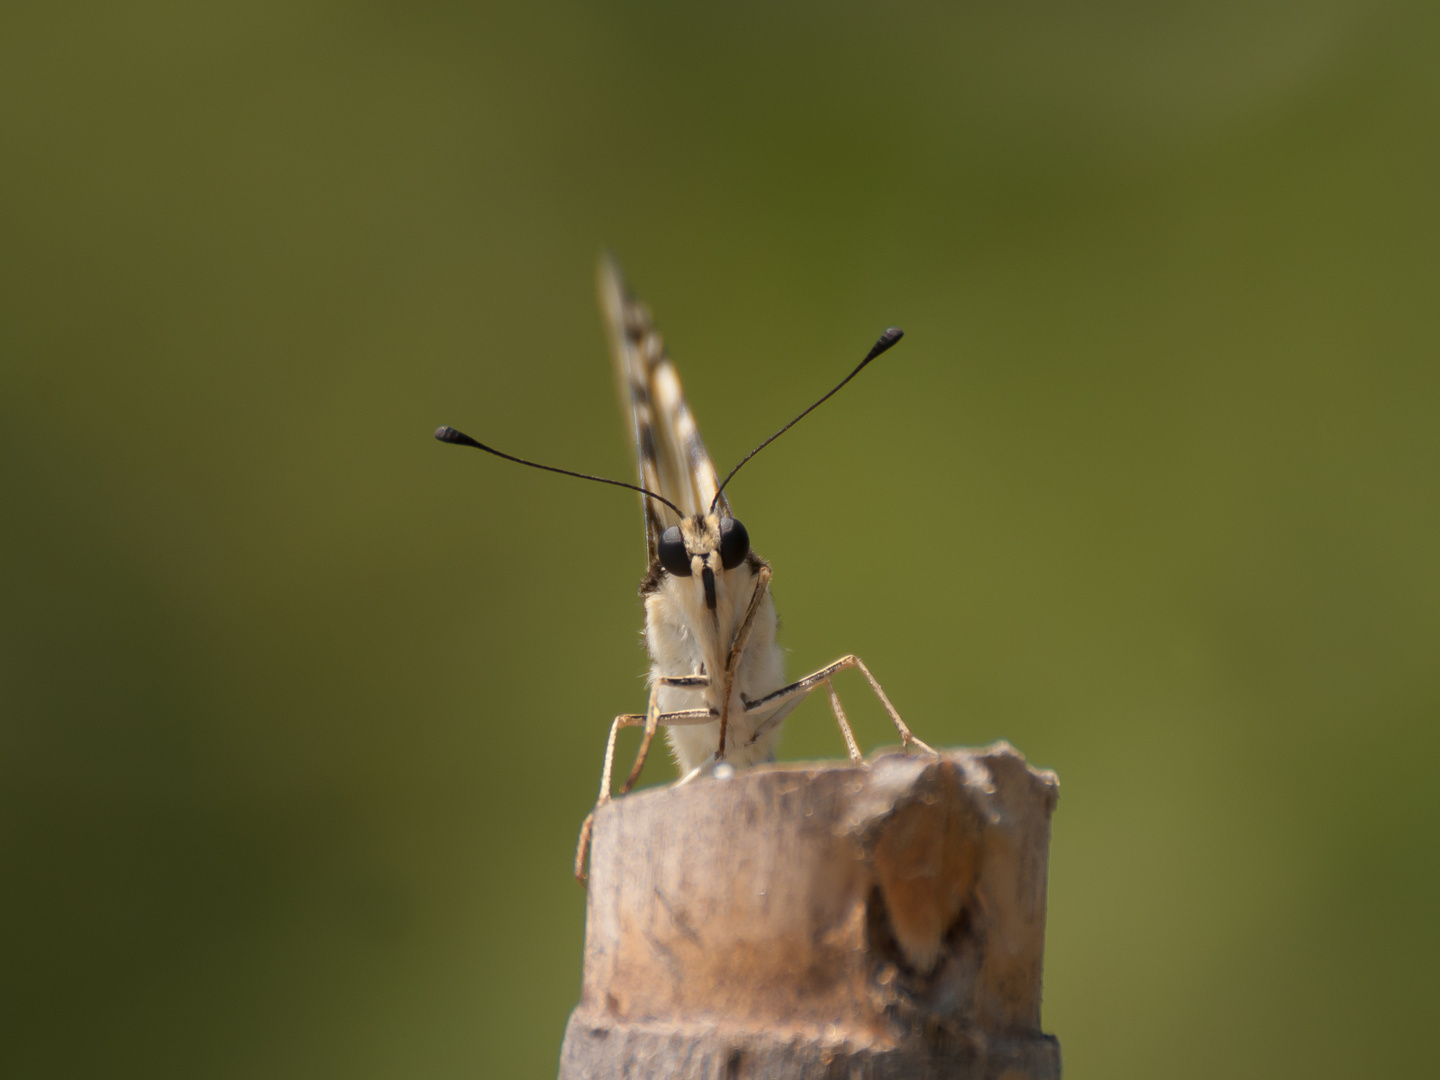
<box><xmin>641</xmin><ymin>514</ymin><xmax>787</xmax><ymax>772</ymax></box>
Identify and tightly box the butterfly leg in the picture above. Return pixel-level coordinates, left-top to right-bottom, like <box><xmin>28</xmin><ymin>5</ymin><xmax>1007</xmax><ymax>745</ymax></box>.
<box><xmin>824</xmin><ymin>678</ymin><xmax>865</xmax><ymax>764</ymax></box>
<box><xmin>574</xmin><ymin>709</ymin><xmax>645</xmax><ymax>881</ymax></box>
<box><xmin>618</xmin><ymin>682</ymin><xmax>663</xmax><ymax>796</ymax></box>
<box><xmin>717</xmin><ymin>565</ymin><xmax>773</xmax><ymax>758</ymax></box>
<box><xmin>574</xmin><ymin>702</ymin><xmax>718</xmax><ymax>883</ymax></box>
<box><xmin>620</xmin><ymin>675</ymin><xmax>708</xmax><ymax>794</ymax></box>
<box><xmin>744</xmin><ymin>654</ymin><xmax>937</xmax><ymax>757</ymax></box>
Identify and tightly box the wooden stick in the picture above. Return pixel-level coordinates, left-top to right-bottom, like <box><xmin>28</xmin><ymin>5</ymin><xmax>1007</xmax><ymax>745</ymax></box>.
<box><xmin>558</xmin><ymin>742</ymin><xmax>1061</xmax><ymax>1079</ymax></box>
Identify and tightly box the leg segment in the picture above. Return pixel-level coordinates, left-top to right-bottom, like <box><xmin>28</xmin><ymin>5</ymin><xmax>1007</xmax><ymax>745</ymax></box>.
<box><xmin>717</xmin><ymin>565</ymin><xmax>772</xmax><ymax>759</ymax></box>
<box><xmin>619</xmin><ymin>682</ymin><xmax>662</xmax><ymax>795</ymax></box>
<box><xmin>575</xmin><ymin>709</ymin><xmax>643</xmax><ymax>882</ymax></box>
<box><xmin>574</xmin><ymin>702</ymin><xmax>718</xmax><ymax>883</ymax></box>
<box><xmin>744</xmin><ymin>654</ymin><xmax>937</xmax><ymax>757</ymax></box>
<box><xmin>825</xmin><ymin>678</ymin><xmax>865</xmax><ymax>764</ymax></box>
<box><xmin>620</xmin><ymin>674</ymin><xmax>709</xmax><ymax>795</ymax></box>
<box><xmin>598</xmin><ymin>712</ymin><xmax>645</xmax><ymax>807</ymax></box>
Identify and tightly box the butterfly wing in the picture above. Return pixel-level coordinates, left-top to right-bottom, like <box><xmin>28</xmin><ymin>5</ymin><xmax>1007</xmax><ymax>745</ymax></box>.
<box><xmin>598</xmin><ymin>256</ymin><xmax>731</xmax><ymax>565</ymax></box>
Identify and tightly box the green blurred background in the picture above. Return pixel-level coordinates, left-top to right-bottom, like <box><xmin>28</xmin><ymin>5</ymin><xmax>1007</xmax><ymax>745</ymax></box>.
<box><xmin>2</xmin><ymin>2</ymin><xmax>1436</xmax><ymax>1077</ymax></box>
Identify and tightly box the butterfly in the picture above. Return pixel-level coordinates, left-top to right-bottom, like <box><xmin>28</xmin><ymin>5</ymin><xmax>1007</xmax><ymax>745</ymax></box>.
<box><xmin>436</xmin><ymin>257</ymin><xmax>933</xmax><ymax>881</ymax></box>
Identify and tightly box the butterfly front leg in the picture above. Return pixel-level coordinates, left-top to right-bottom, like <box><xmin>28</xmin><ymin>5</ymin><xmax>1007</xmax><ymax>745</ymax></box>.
<box><xmin>743</xmin><ymin>654</ymin><xmax>937</xmax><ymax>761</ymax></box>
<box><xmin>716</xmin><ymin>564</ymin><xmax>772</xmax><ymax>758</ymax></box>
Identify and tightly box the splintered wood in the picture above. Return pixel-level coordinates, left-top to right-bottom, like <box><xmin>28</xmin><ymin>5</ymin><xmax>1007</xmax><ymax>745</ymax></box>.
<box><xmin>558</xmin><ymin>743</ymin><xmax>1061</xmax><ymax>1080</ymax></box>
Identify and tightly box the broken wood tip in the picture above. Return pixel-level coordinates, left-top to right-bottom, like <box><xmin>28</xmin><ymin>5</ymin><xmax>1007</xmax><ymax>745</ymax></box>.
<box><xmin>558</xmin><ymin>742</ymin><xmax>1061</xmax><ymax>1079</ymax></box>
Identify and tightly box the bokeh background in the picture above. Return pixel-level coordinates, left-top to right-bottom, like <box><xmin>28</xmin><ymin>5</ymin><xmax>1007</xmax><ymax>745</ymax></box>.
<box><xmin>3</xmin><ymin>2</ymin><xmax>1437</xmax><ymax>1077</ymax></box>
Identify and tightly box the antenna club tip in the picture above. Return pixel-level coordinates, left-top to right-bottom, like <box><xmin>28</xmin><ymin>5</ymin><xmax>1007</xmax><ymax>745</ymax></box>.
<box><xmin>863</xmin><ymin>327</ymin><xmax>905</xmax><ymax>363</ymax></box>
<box><xmin>436</xmin><ymin>425</ymin><xmax>481</xmax><ymax>449</ymax></box>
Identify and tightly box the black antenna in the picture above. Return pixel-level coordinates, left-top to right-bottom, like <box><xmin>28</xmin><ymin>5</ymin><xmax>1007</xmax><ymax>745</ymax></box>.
<box><xmin>435</xmin><ymin>425</ymin><xmax>685</xmax><ymax>517</ymax></box>
<box><xmin>710</xmin><ymin>327</ymin><xmax>904</xmax><ymax>510</ymax></box>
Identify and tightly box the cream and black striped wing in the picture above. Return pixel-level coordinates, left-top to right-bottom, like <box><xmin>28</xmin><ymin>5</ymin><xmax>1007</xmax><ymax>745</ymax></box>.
<box><xmin>598</xmin><ymin>256</ymin><xmax>731</xmax><ymax>564</ymax></box>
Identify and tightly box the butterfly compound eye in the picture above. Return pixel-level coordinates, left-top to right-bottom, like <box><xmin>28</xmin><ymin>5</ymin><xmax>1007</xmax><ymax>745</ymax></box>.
<box><xmin>658</xmin><ymin>526</ymin><xmax>692</xmax><ymax>577</ymax></box>
<box><xmin>718</xmin><ymin>517</ymin><xmax>750</xmax><ymax>570</ymax></box>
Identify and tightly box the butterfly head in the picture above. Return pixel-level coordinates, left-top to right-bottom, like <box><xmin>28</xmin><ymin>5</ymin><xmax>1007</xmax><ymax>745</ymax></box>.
<box><xmin>656</xmin><ymin>514</ymin><xmax>750</xmax><ymax>611</ymax></box>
